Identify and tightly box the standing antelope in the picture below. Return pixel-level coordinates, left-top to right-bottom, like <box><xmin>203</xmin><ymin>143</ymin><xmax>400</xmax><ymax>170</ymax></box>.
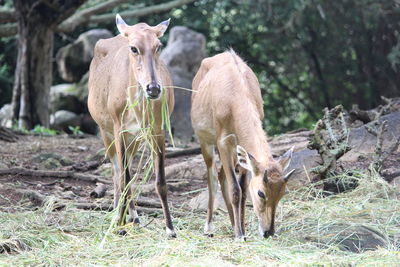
<box><xmin>191</xmin><ymin>50</ymin><xmax>295</xmax><ymax>240</ymax></box>
<box><xmin>88</xmin><ymin>14</ymin><xmax>176</xmax><ymax>237</ymax></box>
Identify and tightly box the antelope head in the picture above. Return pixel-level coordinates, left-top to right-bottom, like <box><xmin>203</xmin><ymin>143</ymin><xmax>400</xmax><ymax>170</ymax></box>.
<box><xmin>116</xmin><ymin>14</ymin><xmax>170</xmax><ymax>100</ymax></box>
<box><xmin>236</xmin><ymin>146</ymin><xmax>295</xmax><ymax>238</ymax></box>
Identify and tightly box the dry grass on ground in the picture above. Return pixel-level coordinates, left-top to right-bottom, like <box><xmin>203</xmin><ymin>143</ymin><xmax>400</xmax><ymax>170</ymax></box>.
<box><xmin>1</xmin><ymin>169</ymin><xmax>399</xmax><ymax>266</ymax></box>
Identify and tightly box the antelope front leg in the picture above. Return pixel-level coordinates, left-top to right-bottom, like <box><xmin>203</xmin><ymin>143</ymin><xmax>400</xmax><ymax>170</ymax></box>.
<box><xmin>217</xmin><ymin>137</ymin><xmax>245</xmax><ymax>241</ymax></box>
<box><xmin>154</xmin><ymin>135</ymin><xmax>176</xmax><ymax>238</ymax></box>
<box><xmin>238</xmin><ymin>169</ymin><xmax>248</xmax><ymax>235</ymax></box>
<box><xmin>217</xmin><ymin>167</ymin><xmax>234</xmax><ymax>228</ymax></box>
<box><xmin>200</xmin><ymin>143</ymin><xmax>218</xmax><ymax>236</ymax></box>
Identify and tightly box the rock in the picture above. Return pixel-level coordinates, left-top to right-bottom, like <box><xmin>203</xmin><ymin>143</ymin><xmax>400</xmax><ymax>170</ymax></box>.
<box><xmin>49</xmin><ymin>77</ymin><xmax>97</xmax><ymax>134</ymax></box>
<box><xmin>316</xmin><ymin>224</ymin><xmax>388</xmax><ymax>253</ymax></box>
<box><xmin>267</xmin><ymin>130</ymin><xmax>321</xmax><ymax>190</ymax></box>
<box><xmin>389</xmin><ymin>176</ymin><xmax>400</xmax><ymax>190</ymax></box>
<box><xmin>165</xmin><ymin>154</ymin><xmax>206</xmax><ymax>180</ymax></box>
<box><xmin>97</xmin><ymin>163</ymin><xmax>112</xmax><ymax>177</ymax></box>
<box><xmin>50</xmin><ymin>110</ymin><xmax>81</xmax><ymax>132</ymax></box>
<box><xmin>75</xmin><ymin>73</ymin><xmax>89</xmax><ymax>107</ymax></box>
<box><xmin>34</xmin><ymin>153</ymin><xmax>74</xmax><ymax>168</ymax></box>
<box><xmin>161</xmin><ymin>26</ymin><xmax>207</xmax><ymax>140</ymax></box>
<box><xmin>189</xmin><ymin>190</ymin><xmax>227</xmax><ymax>211</ymax></box>
<box><xmin>42</xmin><ymin>158</ymin><xmax>62</xmax><ymax>169</ymax></box>
<box><xmin>0</xmin><ymin>104</ymin><xmax>12</xmax><ymax>127</ymax></box>
<box><xmin>49</xmin><ymin>84</ymin><xmax>84</xmax><ymax>114</ymax></box>
<box><xmin>79</xmin><ymin>113</ymin><xmax>98</xmax><ymax>135</ymax></box>
<box><xmin>340</xmin><ymin>111</ymin><xmax>400</xmax><ymax>163</ymax></box>
<box><xmin>57</xmin><ymin>29</ymin><xmax>113</xmax><ymax>82</ymax></box>
<box><xmin>285</xmin><ymin>148</ymin><xmax>322</xmax><ymax>191</ymax></box>
<box><xmin>0</xmin><ymin>161</ymin><xmax>8</xmax><ymax>169</ymax></box>
<box><xmin>269</xmin><ymin>130</ymin><xmax>313</xmax><ymax>156</ymax></box>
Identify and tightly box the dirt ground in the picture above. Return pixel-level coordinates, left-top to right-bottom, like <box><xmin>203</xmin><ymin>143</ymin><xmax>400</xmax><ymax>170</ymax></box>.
<box><xmin>0</xmin><ymin>134</ymin><xmax>207</xmax><ymax>214</ymax></box>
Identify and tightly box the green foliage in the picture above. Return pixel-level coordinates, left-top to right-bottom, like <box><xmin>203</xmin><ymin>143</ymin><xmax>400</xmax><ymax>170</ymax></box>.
<box><xmin>1</xmin><ymin>0</ymin><xmax>399</xmax><ymax>134</ymax></box>
<box><xmin>31</xmin><ymin>125</ymin><xmax>59</xmax><ymax>136</ymax></box>
<box><xmin>170</xmin><ymin>0</ymin><xmax>400</xmax><ymax>134</ymax></box>
<box><xmin>68</xmin><ymin>125</ymin><xmax>83</xmax><ymax>135</ymax></box>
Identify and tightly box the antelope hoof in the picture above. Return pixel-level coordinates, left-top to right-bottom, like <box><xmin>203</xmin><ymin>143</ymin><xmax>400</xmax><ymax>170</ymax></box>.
<box><xmin>234</xmin><ymin>235</ymin><xmax>246</xmax><ymax>242</ymax></box>
<box><xmin>128</xmin><ymin>216</ymin><xmax>140</xmax><ymax>225</ymax></box>
<box><xmin>117</xmin><ymin>229</ymin><xmax>128</xmax><ymax>236</ymax></box>
<box><xmin>166</xmin><ymin>227</ymin><xmax>177</xmax><ymax>238</ymax></box>
<box><xmin>204</xmin><ymin>222</ymin><xmax>215</xmax><ymax>237</ymax></box>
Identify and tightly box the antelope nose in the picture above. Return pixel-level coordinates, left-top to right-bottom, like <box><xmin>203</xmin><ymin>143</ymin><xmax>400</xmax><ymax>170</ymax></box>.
<box><xmin>263</xmin><ymin>229</ymin><xmax>275</xmax><ymax>238</ymax></box>
<box><xmin>146</xmin><ymin>83</ymin><xmax>161</xmax><ymax>98</ymax></box>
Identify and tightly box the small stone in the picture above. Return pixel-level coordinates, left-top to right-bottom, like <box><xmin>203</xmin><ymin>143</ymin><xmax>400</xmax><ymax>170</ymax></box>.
<box><xmin>42</xmin><ymin>158</ymin><xmax>62</xmax><ymax>170</ymax></box>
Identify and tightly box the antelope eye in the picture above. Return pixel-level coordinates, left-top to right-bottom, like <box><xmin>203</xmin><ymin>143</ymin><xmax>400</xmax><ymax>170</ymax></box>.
<box><xmin>258</xmin><ymin>190</ymin><xmax>266</xmax><ymax>199</ymax></box>
<box><xmin>130</xmin><ymin>46</ymin><xmax>139</xmax><ymax>54</ymax></box>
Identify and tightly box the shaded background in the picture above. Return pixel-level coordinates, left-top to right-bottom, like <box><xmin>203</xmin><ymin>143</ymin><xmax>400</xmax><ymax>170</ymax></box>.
<box><xmin>0</xmin><ymin>0</ymin><xmax>399</xmax><ymax>135</ymax></box>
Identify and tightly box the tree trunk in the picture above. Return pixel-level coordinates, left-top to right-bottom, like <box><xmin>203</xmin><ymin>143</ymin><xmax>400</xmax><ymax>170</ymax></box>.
<box><xmin>11</xmin><ymin>0</ymin><xmax>86</xmax><ymax>129</ymax></box>
<box><xmin>12</xmin><ymin>24</ymin><xmax>53</xmax><ymax>128</ymax></box>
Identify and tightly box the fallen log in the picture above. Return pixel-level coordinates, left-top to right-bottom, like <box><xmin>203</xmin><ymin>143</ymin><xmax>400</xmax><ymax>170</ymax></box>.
<box><xmin>90</xmin><ymin>183</ymin><xmax>107</xmax><ymax>198</ymax></box>
<box><xmin>0</xmin><ymin>126</ymin><xmax>19</xmax><ymax>143</ymax></box>
<box><xmin>0</xmin><ymin>167</ymin><xmax>111</xmax><ymax>184</ymax></box>
<box><xmin>165</xmin><ymin>147</ymin><xmax>201</xmax><ymax>158</ymax></box>
<box><xmin>135</xmin><ymin>198</ymin><xmax>162</xmax><ymax>208</ymax></box>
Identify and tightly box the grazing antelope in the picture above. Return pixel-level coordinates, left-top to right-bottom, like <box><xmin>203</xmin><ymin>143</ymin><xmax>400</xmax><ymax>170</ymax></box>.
<box><xmin>191</xmin><ymin>50</ymin><xmax>295</xmax><ymax>240</ymax></box>
<box><xmin>88</xmin><ymin>14</ymin><xmax>176</xmax><ymax>237</ymax></box>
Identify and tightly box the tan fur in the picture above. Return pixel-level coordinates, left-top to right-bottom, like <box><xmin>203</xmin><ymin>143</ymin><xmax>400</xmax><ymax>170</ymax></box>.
<box><xmin>191</xmin><ymin>50</ymin><xmax>289</xmax><ymax>239</ymax></box>
<box><xmin>88</xmin><ymin>19</ymin><xmax>175</xmax><ymax>236</ymax></box>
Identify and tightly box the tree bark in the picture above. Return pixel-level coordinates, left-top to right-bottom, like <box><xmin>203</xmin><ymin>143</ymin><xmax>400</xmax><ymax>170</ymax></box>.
<box><xmin>12</xmin><ymin>23</ymin><xmax>53</xmax><ymax>128</ymax></box>
<box><xmin>11</xmin><ymin>0</ymin><xmax>85</xmax><ymax>128</ymax></box>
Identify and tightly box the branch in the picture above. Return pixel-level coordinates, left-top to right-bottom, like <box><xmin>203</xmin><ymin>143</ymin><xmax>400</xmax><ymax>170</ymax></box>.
<box><xmin>57</xmin><ymin>0</ymin><xmax>130</xmax><ymax>33</ymax></box>
<box><xmin>59</xmin><ymin>0</ymin><xmax>195</xmax><ymax>32</ymax></box>
<box><xmin>0</xmin><ymin>1</ymin><xmax>85</xmax><ymax>37</ymax></box>
<box><xmin>48</xmin><ymin>0</ymin><xmax>88</xmax><ymax>26</ymax></box>
<box><xmin>89</xmin><ymin>0</ymin><xmax>195</xmax><ymax>24</ymax></box>
<box><xmin>0</xmin><ymin>0</ymin><xmax>196</xmax><ymax>37</ymax></box>
<box><xmin>0</xmin><ymin>8</ymin><xmax>15</xmax><ymax>23</ymax></box>
<box><xmin>308</xmin><ymin>105</ymin><xmax>350</xmax><ymax>178</ymax></box>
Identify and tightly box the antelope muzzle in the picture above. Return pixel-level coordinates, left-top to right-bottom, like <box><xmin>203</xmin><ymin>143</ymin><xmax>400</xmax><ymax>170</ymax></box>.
<box><xmin>146</xmin><ymin>82</ymin><xmax>161</xmax><ymax>99</ymax></box>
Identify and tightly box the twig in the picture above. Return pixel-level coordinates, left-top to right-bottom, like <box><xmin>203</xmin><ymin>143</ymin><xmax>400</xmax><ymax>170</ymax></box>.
<box><xmin>367</xmin><ymin>120</ymin><xmax>400</xmax><ymax>172</ymax></box>
<box><xmin>308</xmin><ymin>105</ymin><xmax>350</xmax><ymax>178</ymax></box>
<box><xmin>0</xmin><ymin>167</ymin><xmax>111</xmax><ymax>184</ymax></box>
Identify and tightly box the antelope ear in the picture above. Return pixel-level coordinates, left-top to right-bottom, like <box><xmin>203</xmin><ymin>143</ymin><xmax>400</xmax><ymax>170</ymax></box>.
<box><xmin>153</xmin><ymin>18</ymin><xmax>170</xmax><ymax>37</ymax></box>
<box><xmin>116</xmin><ymin>14</ymin><xmax>128</xmax><ymax>37</ymax></box>
<box><xmin>236</xmin><ymin>145</ymin><xmax>259</xmax><ymax>175</ymax></box>
<box><xmin>278</xmin><ymin>146</ymin><xmax>294</xmax><ymax>171</ymax></box>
